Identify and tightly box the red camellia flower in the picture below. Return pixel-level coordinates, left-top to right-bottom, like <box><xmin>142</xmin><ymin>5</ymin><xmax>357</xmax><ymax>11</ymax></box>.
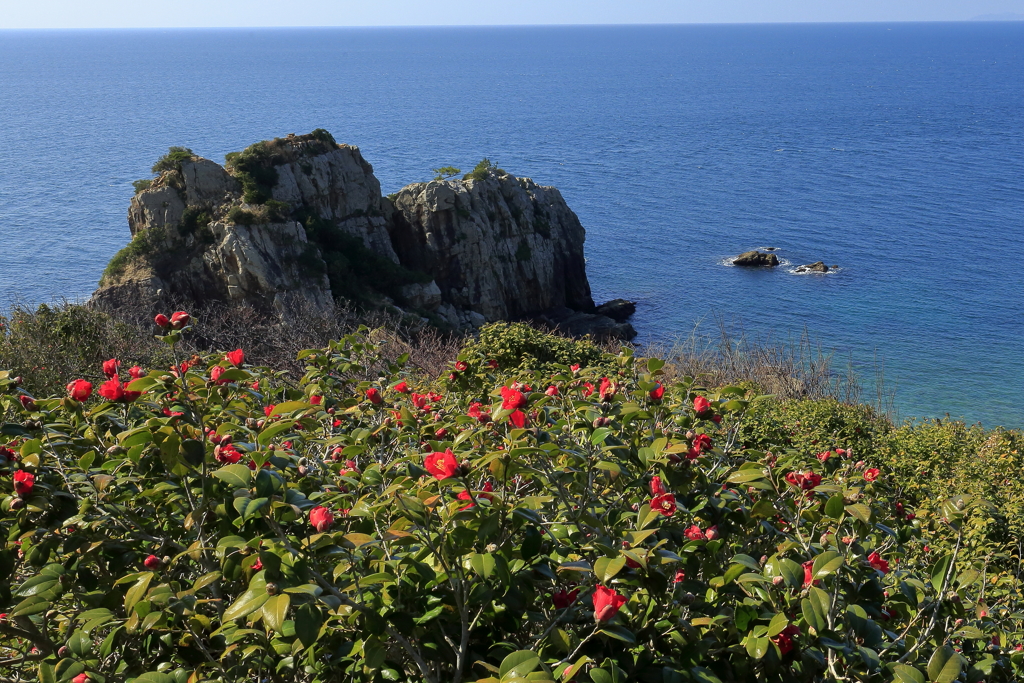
<box><xmin>693</xmin><ymin>396</ymin><xmax>712</xmax><ymax>416</ymax></box>
<box><xmin>310</xmin><ymin>395</ymin><xmax>323</xmax><ymax>405</ymax></box>
<box><xmin>545</xmin><ymin>385</ymin><xmax>559</xmax><ymax>396</ymax></box>
<box><xmin>251</xmin><ymin>558</ymin><xmax>263</xmax><ymax>571</ymax></box>
<box><xmin>467</xmin><ymin>402</ymin><xmax>489</xmax><ymax>423</ymax></box>
<box><xmin>98</xmin><ymin>379</ymin><xmax>125</xmax><ymax>402</ymax></box>
<box><xmin>509</xmin><ymin>410</ymin><xmax>526</xmax><ymax>428</ymax></box>
<box><xmin>581</xmin><ymin>382</ymin><xmax>595</xmax><ymax>397</ymax></box>
<box><xmin>863</xmin><ymin>468</ymin><xmax>880</xmax><ymax>482</ymax></box>
<box><xmin>143</xmin><ymin>554</ymin><xmax>162</xmax><ymax>570</ymax></box>
<box><xmin>424</xmin><ymin>449</ymin><xmax>460</xmax><ymax>480</ymax></box>
<box><xmin>13</xmin><ymin>471</ymin><xmax>34</xmax><ymax>496</ymax></box>
<box><xmin>18</xmin><ymin>395</ymin><xmax>36</xmax><ymax>411</ymax></box>
<box><xmin>692</xmin><ymin>433</ymin><xmax>713</xmax><ymax>454</ymax></box>
<box><xmin>264</xmin><ymin>405</ymin><xmax>276</xmax><ymax>417</ymax></box>
<box><xmin>486</xmin><ymin>359</ymin><xmax>499</xmax><ymax>369</ymax></box>
<box><xmin>102</xmin><ymin>358</ymin><xmax>120</xmax><ymax>378</ymax></box>
<box><xmin>365</xmin><ymin>388</ymin><xmax>383</xmax><ymax>405</ymax></box>
<box><xmin>72</xmin><ymin>674</ymin><xmax>89</xmax><ymax>683</ymax></box>
<box><xmin>772</xmin><ymin>624</ymin><xmax>801</xmax><ymax>655</ymax></box>
<box><xmin>552</xmin><ymin>587</ymin><xmax>579</xmax><ymax>610</ymax></box>
<box><xmin>785</xmin><ymin>471</ymin><xmax>823</xmax><ymax>491</ymax></box>
<box><xmin>154</xmin><ymin>313</ymin><xmax>170</xmax><ymax>328</ymax></box>
<box><xmin>867</xmin><ymin>551</ymin><xmax>890</xmax><ymax>574</ymax></box>
<box><xmin>592</xmin><ymin>585</ymin><xmax>627</xmax><ymax>622</ymax></box>
<box><xmin>210</xmin><ymin>366</ymin><xmax>230</xmax><ymax>385</ymax></box>
<box><xmin>501</xmin><ymin>386</ymin><xmax>527</xmax><ymax>411</ymax></box>
<box><xmin>816</xmin><ymin>450</ymin><xmax>832</xmax><ymax>462</ymax></box>
<box><xmin>66</xmin><ymin>379</ymin><xmax>93</xmax><ymax>402</ymax></box>
<box><xmin>0</xmin><ymin>447</ymin><xmax>15</xmax><ymax>462</ymax></box>
<box><xmin>598</xmin><ymin>377</ymin><xmax>617</xmax><ymax>402</ymax></box>
<box><xmin>310</xmin><ymin>506</ymin><xmax>334</xmax><ymax>532</ymax></box>
<box><xmin>673</xmin><ymin>569</ymin><xmax>686</xmax><ymax>583</ymax></box>
<box><xmin>170</xmin><ymin>311</ymin><xmax>190</xmax><ymax>329</ymax></box>
<box><xmin>454</xmin><ymin>360</ymin><xmax>468</xmax><ymax>372</ymax></box>
<box><xmin>128</xmin><ymin>365</ymin><xmax>145</xmax><ymax>379</ymax></box>
<box><xmin>650</xmin><ymin>476</ymin><xmax>666</xmax><ymax>496</ymax></box>
<box><xmin>704</xmin><ymin>525</ymin><xmax>719</xmax><ymax>540</ymax></box>
<box><xmin>226</xmin><ymin>348</ymin><xmax>245</xmax><ymax>367</ymax></box>
<box><xmin>215</xmin><ymin>444</ymin><xmax>242</xmax><ymax>464</ymax></box>
<box><xmin>684</xmin><ymin>524</ymin><xmax>705</xmax><ymax>541</ymax></box>
<box><xmin>570</xmin><ymin>363</ymin><xmax>580</xmax><ymax>373</ymax></box>
<box><xmin>650</xmin><ymin>493</ymin><xmax>677</xmax><ymax>517</ymax></box>
<box><xmin>456</xmin><ymin>481</ymin><xmax>494</xmax><ymax>510</ymax></box>
<box><xmin>649</xmin><ymin>383</ymin><xmax>665</xmax><ymax>400</ymax></box>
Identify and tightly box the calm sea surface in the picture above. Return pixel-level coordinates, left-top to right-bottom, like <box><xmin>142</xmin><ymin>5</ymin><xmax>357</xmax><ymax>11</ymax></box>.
<box><xmin>1</xmin><ymin>24</ymin><xmax>1022</xmax><ymax>426</ymax></box>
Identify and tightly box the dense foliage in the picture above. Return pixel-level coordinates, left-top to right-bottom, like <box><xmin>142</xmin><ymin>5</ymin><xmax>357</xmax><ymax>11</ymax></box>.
<box><xmin>0</xmin><ymin>317</ymin><xmax>1022</xmax><ymax>683</ymax></box>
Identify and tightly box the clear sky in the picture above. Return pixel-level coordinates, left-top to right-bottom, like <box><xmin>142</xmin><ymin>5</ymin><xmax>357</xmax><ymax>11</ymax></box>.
<box><xmin>2</xmin><ymin>0</ymin><xmax>1024</xmax><ymax>29</ymax></box>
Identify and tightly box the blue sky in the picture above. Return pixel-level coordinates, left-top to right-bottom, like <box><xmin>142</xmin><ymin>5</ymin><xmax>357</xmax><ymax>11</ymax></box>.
<box><xmin>2</xmin><ymin>0</ymin><xmax>1024</xmax><ymax>28</ymax></box>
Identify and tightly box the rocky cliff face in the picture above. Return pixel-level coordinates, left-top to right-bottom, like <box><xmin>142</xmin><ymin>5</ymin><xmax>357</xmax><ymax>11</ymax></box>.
<box><xmin>92</xmin><ymin>131</ymin><xmax>634</xmax><ymax>338</ymax></box>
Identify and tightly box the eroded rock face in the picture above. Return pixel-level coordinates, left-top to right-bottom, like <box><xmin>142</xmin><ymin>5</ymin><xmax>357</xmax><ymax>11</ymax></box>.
<box><xmin>93</xmin><ymin>131</ymin><xmax>626</xmax><ymax>337</ymax></box>
<box><xmin>733</xmin><ymin>251</ymin><xmax>780</xmax><ymax>267</ymax></box>
<box><xmin>795</xmin><ymin>261</ymin><xmax>829</xmax><ymax>273</ymax></box>
<box><xmin>388</xmin><ymin>173</ymin><xmax>594</xmax><ymax>322</ymax></box>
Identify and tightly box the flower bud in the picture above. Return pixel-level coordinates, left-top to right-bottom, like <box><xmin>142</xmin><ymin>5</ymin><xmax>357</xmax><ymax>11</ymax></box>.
<box><xmin>266</xmin><ymin>583</ymin><xmax>279</xmax><ymax>596</ymax></box>
<box><xmin>772</xmin><ymin>576</ymin><xmax>785</xmax><ymax>586</ymax></box>
<box><xmin>681</xmin><ymin>592</ymin><xmax>695</xmax><ymax>605</ymax></box>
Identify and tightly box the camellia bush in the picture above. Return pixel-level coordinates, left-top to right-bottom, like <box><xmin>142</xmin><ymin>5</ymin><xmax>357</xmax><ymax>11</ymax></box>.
<box><xmin>0</xmin><ymin>313</ymin><xmax>1022</xmax><ymax>683</ymax></box>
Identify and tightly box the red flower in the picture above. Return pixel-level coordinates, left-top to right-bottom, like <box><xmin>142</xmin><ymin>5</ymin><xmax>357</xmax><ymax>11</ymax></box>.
<box><xmin>693</xmin><ymin>396</ymin><xmax>712</xmax><ymax>416</ymax></box>
<box><xmin>310</xmin><ymin>395</ymin><xmax>322</xmax><ymax>405</ymax></box>
<box><xmin>867</xmin><ymin>552</ymin><xmax>889</xmax><ymax>574</ymax></box>
<box><xmin>154</xmin><ymin>313</ymin><xmax>170</xmax><ymax>328</ymax></box>
<box><xmin>454</xmin><ymin>360</ymin><xmax>468</xmax><ymax>372</ymax></box>
<box><xmin>712</xmin><ymin>414</ymin><xmax>722</xmax><ymax>424</ymax></box>
<box><xmin>394</xmin><ymin>381</ymin><xmax>411</xmax><ymax>394</ymax></box>
<box><xmin>251</xmin><ymin>558</ymin><xmax>263</xmax><ymax>571</ymax></box>
<box><xmin>545</xmin><ymin>385</ymin><xmax>559</xmax><ymax>396</ymax></box>
<box><xmin>467</xmin><ymin>402</ymin><xmax>489</xmax><ymax>423</ymax></box>
<box><xmin>210</xmin><ymin>366</ymin><xmax>228</xmax><ymax>385</ymax></box>
<box><xmin>592</xmin><ymin>585</ymin><xmax>627</xmax><ymax>622</ymax></box>
<box><xmin>684</xmin><ymin>524</ymin><xmax>704</xmax><ymax>541</ymax></box>
<box><xmin>424</xmin><ymin>449</ymin><xmax>460</xmax><ymax>480</ymax></box>
<box><xmin>673</xmin><ymin>569</ymin><xmax>686</xmax><ymax>583</ymax></box>
<box><xmin>170</xmin><ymin>311</ymin><xmax>190</xmax><ymax>329</ymax></box>
<box><xmin>457</xmin><ymin>481</ymin><xmax>494</xmax><ymax>510</ymax></box>
<box><xmin>598</xmin><ymin>377</ymin><xmax>617</xmax><ymax>402</ymax></box>
<box><xmin>552</xmin><ymin>587</ymin><xmax>579</xmax><ymax>609</ymax></box>
<box><xmin>784</xmin><ymin>471</ymin><xmax>822</xmax><ymax>491</ymax></box>
<box><xmin>692</xmin><ymin>433</ymin><xmax>713</xmax><ymax>454</ymax></box>
<box><xmin>704</xmin><ymin>525</ymin><xmax>719</xmax><ymax>540</ymax></box>
<box><xmin>863</xmin><ymin>468</ymin><xmax>880</xmax><ymax>482</ymax></box>
<box><xmin>66</xmin><ymin>379</ymin><xmax>93</xmax><ymax>402</ymax></box>
<box><xmin>264</xmin><ymin>405</ymin><xmax>276</xmax><ymax>417</ymax></box>
<box><xmin>0</xmin><ymin>447</ymin><xmax>15</xmax><ymax>462</ymax></box>
<box><xmin>650</xmin><ymin>493</ymin><xmax>676</xmax><ymax>517</ymax></box>
<box><xmin>366</xmin><ymin>388</ymin><xmax>383</xmax><ymax>405</ymax></box>
<box><xmin>215</xmin><ymin>444</ymin><xmax>242</xmax><ymax>464</ymax></box>
<box><xmin>340</xmin><ymin>460</ymin><xmax>359</xmax><ymax>477</ymax></box>
<box><xmin>18</xmin><ymin>395</ymin><xmax>36</xmax><ymax>411</ymax></box>
<box><xmin>143</xmin><ymin>554</ymin><xmax>162</xmax><ymax>570</ymax></box>
<box><xmin>310</xmin><ymin>506</ymin><xmax>334</xmax><ymax>532</ymax></box>
<box><xmin>102</xmin><ymin>358</ymin><xmax>120</xmax><ymax>378</ymax></box>
<box><xmin>486</xmin><ymin>359</ymin><xmax>499</xmax><ymax>369</ymax></box>
<box><xmin>649</xmin><ymin>383</ymin><xmax>664</xmax><ymax>400</ymax></box>
<box><xmin>509</xmin><ymin>410</ymin><xmax>526</xmax><ymax>428</ymax></box>
<box><xmin>98</xmin><ymin>379</ymin><xmax>125</xmax><ymax>402</ymax></box>
<box><xmin>816</xmin><ymin>450</ymin><xmax>832</xmax><ymax>462</ymax></box>
<box><xmin>650</xmin><ymin>476</ymin><xmax>666</xmax><ymax>496</ymax></box>
<box><xmin>501</xmin><ymin>386</ymin><xmax>527</xmax><ymax>411</ymax></box>
<box><xmin>772</xmin><ymin>624</ymin><xmax>801</xmax><ymax>655</ymax></box>
<box><xmin>801</xmin><ymin>560</ymin><xmax>822</xmax><ymax>586</ymax></box>
<box><xmin>13</xmin><ymin>470</ymin><xmax>34</xmax><ymax>496</ymax></box>
<box><xmin>72</xmin><ymin>674</ymin><xmax>89</xmax><ymax>683</ymax></box>
<box><xmin>411</xmin><ymin>393</ymin><xmax>429</xmax><ymax>410</ymax></box>
<box><xmin>570</xmin><ymin>363</ymin><xmax>580</xmax><ymax>373</ymax></box>
<box><xmin>226</xmin><ymin>348</ymin><xmax>245</xmax><ymax>367</ymax></box>
<box><xmin>128</xmin><ymin>366</ymin><xmax>145</xmax><ymax>379</ymax></box>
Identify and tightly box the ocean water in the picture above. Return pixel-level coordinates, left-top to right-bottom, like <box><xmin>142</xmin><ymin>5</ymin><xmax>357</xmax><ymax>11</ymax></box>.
<box><xmin>0</xmin><ymin>23</ymin><xmax>1022</xmax><ymax>426</ymax></box>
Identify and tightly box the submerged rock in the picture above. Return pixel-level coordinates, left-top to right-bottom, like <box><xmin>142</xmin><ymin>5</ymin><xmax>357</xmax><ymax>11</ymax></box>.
<box><xmin>595</xmin><ymin>299</ymin><xmax>637</xmax><ymax>322</ymax></box>
<box><xmin>92</xmin><ymin>131</ymin><xmax>634</xmax><ymax>339</ymax></box>
<box><xmin>795</xmin><ymin>261</ymin><xmax>829</xmax><ymax>273</ymax></box>
<box><xmin>733</xmin><ymin>251</ymin><xmax>780</xmax><ymax>267</ymax></box>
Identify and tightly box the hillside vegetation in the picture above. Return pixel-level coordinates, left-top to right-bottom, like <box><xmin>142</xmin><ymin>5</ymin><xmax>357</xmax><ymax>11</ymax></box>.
<box><xmin>0</xmin><ymin>305</ymin><xmax>1021</xmax><ymax>682</ymax></box>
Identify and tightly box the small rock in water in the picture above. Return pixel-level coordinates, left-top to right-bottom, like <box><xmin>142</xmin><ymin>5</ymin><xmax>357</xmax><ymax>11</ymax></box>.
<box><xmin>795</xmin><ymin>261</ymin><xmax>829</xmax><ymax>273</ymax></box>
<box><xmin>733</xmin><ymin>250</ymin><xmax>780</xmax><ymax>267</ymax></box>
<box><xmin>595</xmin><ymin>298</ymin><xmax>637</xmax><ymax>322</ymax></box>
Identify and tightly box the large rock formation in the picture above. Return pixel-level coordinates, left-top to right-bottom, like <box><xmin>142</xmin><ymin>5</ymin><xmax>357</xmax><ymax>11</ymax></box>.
<box><xmin>92</xmin><ymin>131</ymin><xmax>634</xmax><ymax>339</ymax></box>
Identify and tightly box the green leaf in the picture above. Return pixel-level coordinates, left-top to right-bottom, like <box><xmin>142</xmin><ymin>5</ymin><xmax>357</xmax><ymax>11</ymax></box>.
<box><xmin>590</xmin><ymin>428</ymin><xmax>611</xmax><ymax>445</ymax></box>
<box><xmin>222</xmin><ymin>589</ymin><xmax>270</xmax><ymax>622</ymax></box>
<box><xmin>723</xmin><ymin>563</ymin><xmax>747</xmax><ymax>585</ymax></box>
<box><xmin>931</xmin><ymin>554</ymin><xmax>953</xmax><ymax>593</ymax></box>
<box><xmin>845</xmin><ymin>503</ymin><xmax>873</xmax><ymax>524</ymax></box>
<box><xmin>594</xmin><ymin>556</ymin><xmax>626</xmax><ymax>583</ymax></box>
<box><xmin>767</xmin><ymin>612</ymin><xmax>789</xmax><ymax>637</ymax></box>
<box><xmin>690</xmin><ymin>666</ymin><xmax>724</xmax><ymax>683</ymax></box>
<box><xmin>258</xmin><ymin>420</ymin><xmax>295</xmax><ymax>446</ymax></box>
<box><xmin>825</xmin><ymin>495</ymin><xmax>846</xmax><ymax>519</ymax></box>
<box><xmin>779</xmin><ymin>559</ymin><xmax>804</xmax><ymax>588</ymax></box>
<box><xmin>262</xmin><ymin>594</ymin><xmax>291</xmax><ymax>633</ymax></box>
<box><xmin>801</xmin><ymin>598</ymin><xmax>825</xmax><ymax>633</ymax></box>
<box><xmin>471</xmin><ymin>553</ymin><xmax>496</xmax><ymax>579</ymax></box>
<box><xmin>812</xmin><ymin>551</ymin><xmax>844</xmax><ymax>579</ymax></box>
<box><xmin>124</xmin><ymin>572</ymin><xmax>153</xmax><ymax>614</ymax></box>
<box><xmin>597</xmin><ymin>625</ymin><xmax>636</xmax><ymax>644</ymax></box>
<box><xmin>132</xmin><ymin>673</ymin><xmax>174</xmax><ymax>683</ymax></box>
<box><xmin>893</xmin><ymin>664</ymin><xmax>926</xmax><ymax>683</ymax></box>
<box><xmin>11</xmin><ymin>595</ymin><xmax>50</xmax><ymax>617</ymax></box>
<box><xmin>927</xmin><ymin>645</ymin><xmax>962</xmax><ymax>683</ymax></box>
<box><xmin>269</xmin><ymin>400</ymin><xmax>309</xmax><ymax>416</ymax></box>
<box><xmin>726</xmin><ymin>469</ymin><xmax>766</xmax><ymax>484</ymax></box>
<box><xmin>233</xmin><ymin>497</ymin><xmax>269</xmax><ymax>523</ymax></box>
<box><xmin>294</xmin><ymin>603</ymin><xmax>322</xmax><ymax>648</ymax></box>
<box><xmin>213</xmin><ymin>464</ymin><xmax>253</xmax><ymax>489</ymax></box>
<box><xmin>499</xmin><ymin>650</ymin><xmax>541</xmax><ymax>679</ymax></box>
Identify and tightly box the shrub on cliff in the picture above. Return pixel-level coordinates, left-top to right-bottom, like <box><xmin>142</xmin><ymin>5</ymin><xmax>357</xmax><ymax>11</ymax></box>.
<box><xmin>151</xmin><ymin>147</ymin><xmax>195</xmax><ymax>175</ymax></box>
<box><xmin>0</xmin><ymin>316</ymin><xmax>1019</xmax><ymax>683</ymax></box>
<box><xmin>460</xmin><ymin>322</ymin><xmax>607</xmax><ymax>373</ymax></box>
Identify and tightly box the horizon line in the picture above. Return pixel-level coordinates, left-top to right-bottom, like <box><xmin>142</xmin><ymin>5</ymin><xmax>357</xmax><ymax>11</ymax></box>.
<box><xmin>2</xmin><ymin>18</ymin><xmax>1024</xmax><ymax>31</ymax></box>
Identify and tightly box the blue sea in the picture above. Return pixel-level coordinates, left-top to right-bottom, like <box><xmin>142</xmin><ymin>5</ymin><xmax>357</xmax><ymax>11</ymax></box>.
<box><xmin>0</xmin><ymin>23</ymin><xmax>1022</xmax><ymax>426</ymax></box>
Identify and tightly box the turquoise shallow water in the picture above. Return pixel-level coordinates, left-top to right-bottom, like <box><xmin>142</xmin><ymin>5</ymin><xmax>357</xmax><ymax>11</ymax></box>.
<box><xmin>0</xmin><ymin>23</ymin><xmax>1022</xmax><ymax>426</ymax></box>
